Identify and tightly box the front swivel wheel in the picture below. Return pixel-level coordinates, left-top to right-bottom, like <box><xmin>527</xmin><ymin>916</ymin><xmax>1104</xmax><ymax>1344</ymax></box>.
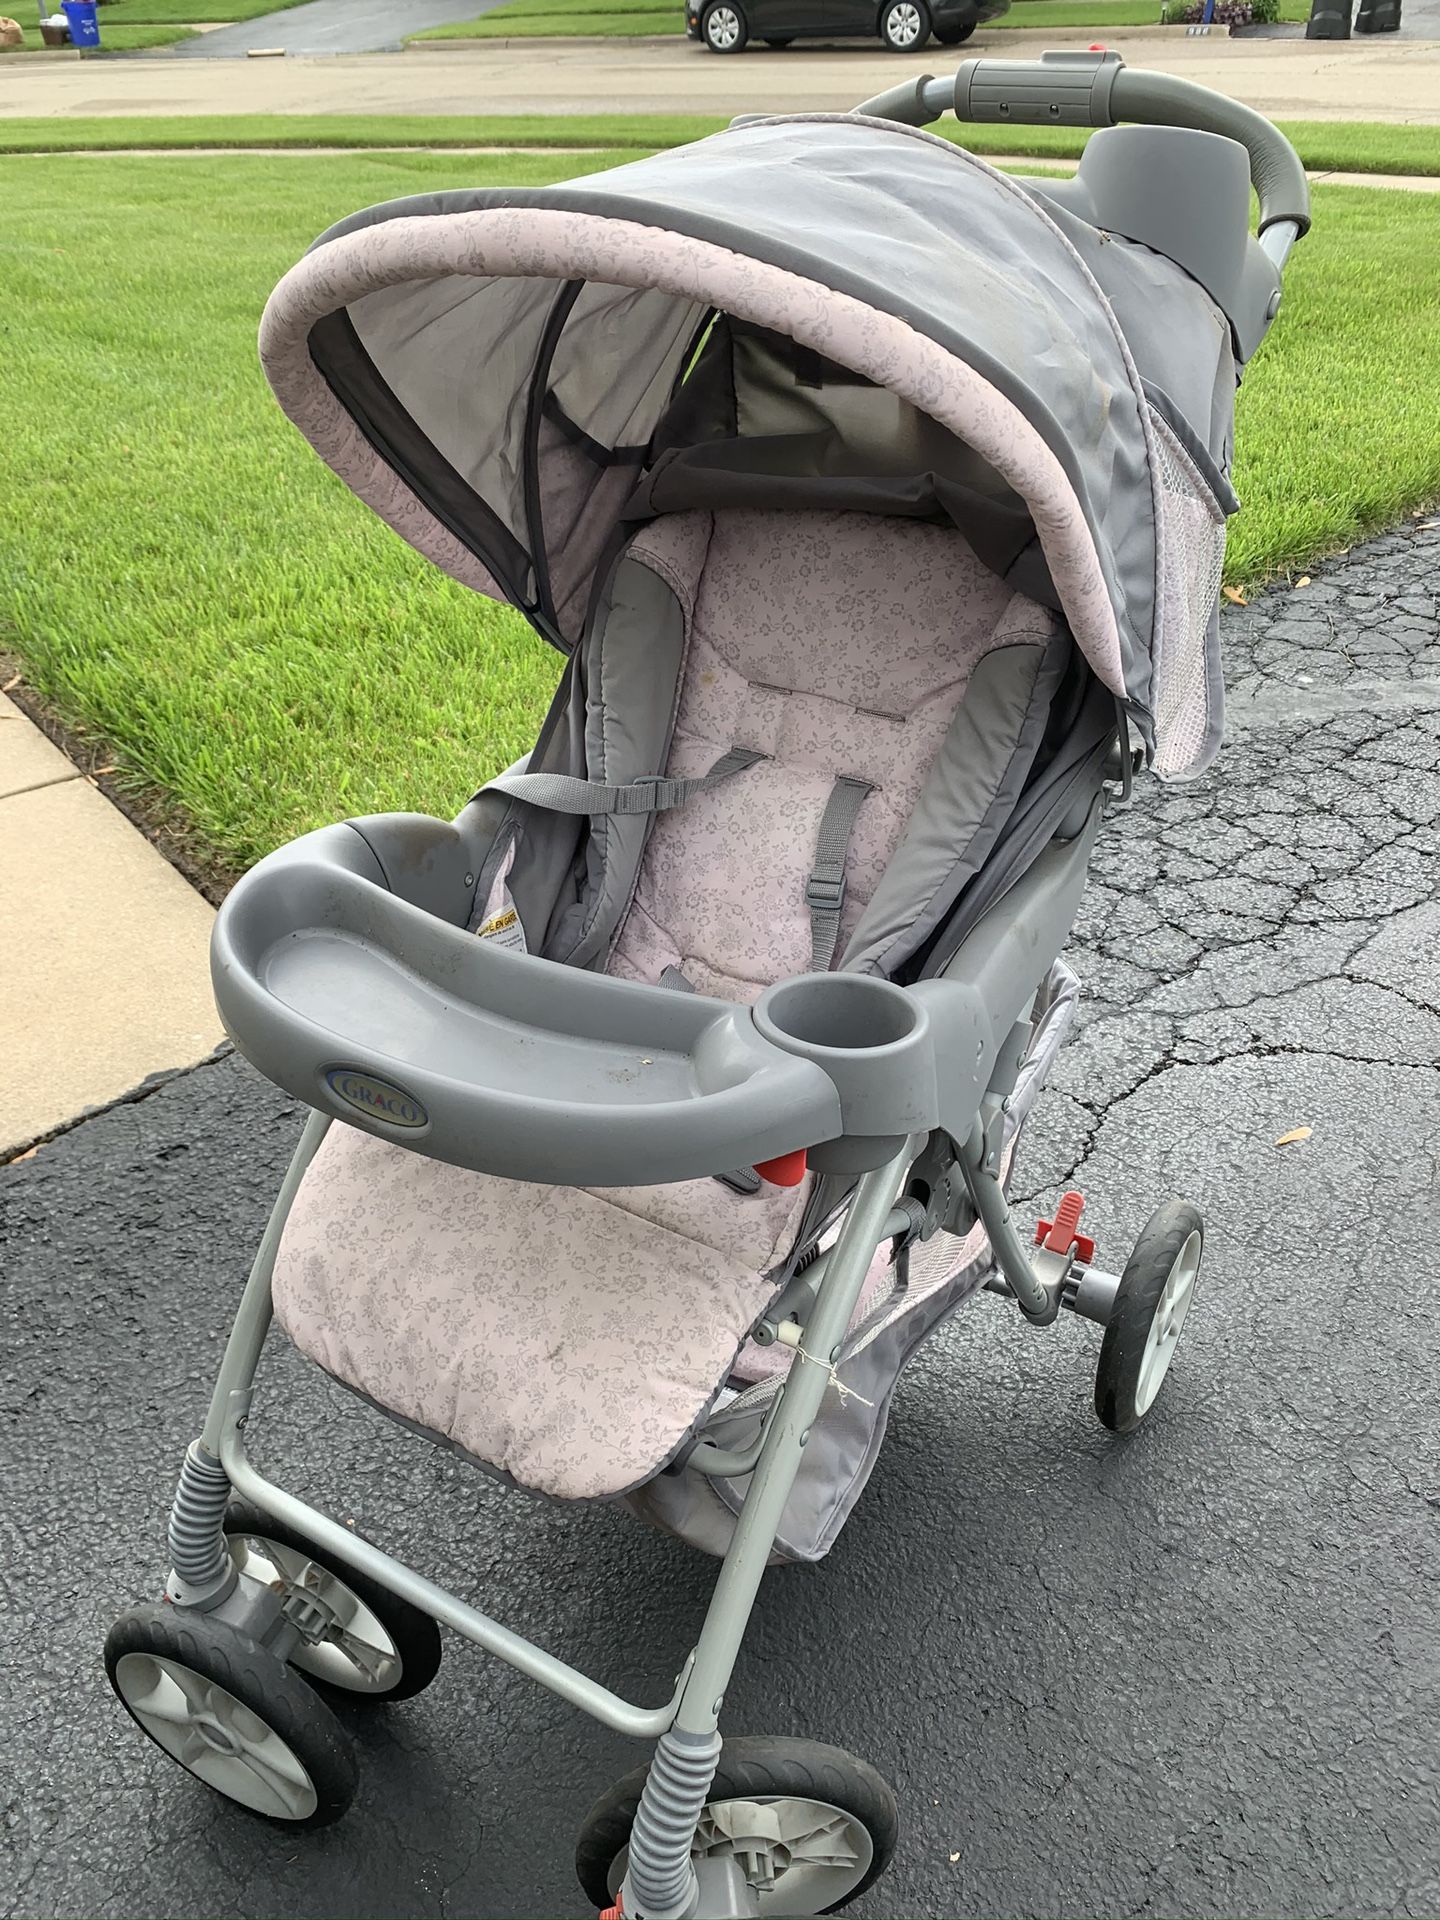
<box><xmin>577</xmin><ymin>1735</ymin><xmax>898</xmax><ymax>1914</ymax></box>
<box><xmin>1094</xmin><ymin>1199</ymin><xmax>1203</xmax><ymax>1433</ymax></box>
<box><xmin>105</xmin><ymin>1602</ymin><xmax>357</xmax><ymax>1826</ymax></box>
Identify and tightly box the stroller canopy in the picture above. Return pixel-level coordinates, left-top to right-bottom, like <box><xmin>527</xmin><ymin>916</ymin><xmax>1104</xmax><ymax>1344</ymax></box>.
<box><xmin>260</xmin><ymin>116</ymin><xmax>1234</xmax><ymax>771</ymax></box>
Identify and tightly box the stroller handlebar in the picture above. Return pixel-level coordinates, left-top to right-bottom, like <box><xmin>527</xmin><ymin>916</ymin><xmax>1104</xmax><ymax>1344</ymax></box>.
<box><xmin>857</xmin><ymin>50</ymin><xmax>1309</xmax><ymax>253</ymax></box>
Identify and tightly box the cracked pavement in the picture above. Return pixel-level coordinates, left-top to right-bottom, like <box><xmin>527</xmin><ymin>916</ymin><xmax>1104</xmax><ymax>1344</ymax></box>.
<box><xmin>4</xmin><ymin>522</ymin><xmax>1439</xmax><ymax>1919</ymax></box>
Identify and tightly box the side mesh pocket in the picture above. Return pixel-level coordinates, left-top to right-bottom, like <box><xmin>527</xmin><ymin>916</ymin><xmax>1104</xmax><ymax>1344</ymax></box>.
<box><xmin>1148</xmin><ymin>407</ymin><xmax>1228</xmax><ymax>780</ymax></box>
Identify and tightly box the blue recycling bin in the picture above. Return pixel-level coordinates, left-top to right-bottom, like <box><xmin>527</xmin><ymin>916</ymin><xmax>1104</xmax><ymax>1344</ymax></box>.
<box><xmin>60</xmin><ymin>0</ymin><xmax>101</xmax><ymax>46</ymax></box>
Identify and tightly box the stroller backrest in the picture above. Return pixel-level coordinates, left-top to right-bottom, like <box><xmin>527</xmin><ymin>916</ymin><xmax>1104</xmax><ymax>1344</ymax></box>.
<box><xmin>470</xmin><ymin>491</ymin><xmax>1090</xmax><ymax>995</ymax></box>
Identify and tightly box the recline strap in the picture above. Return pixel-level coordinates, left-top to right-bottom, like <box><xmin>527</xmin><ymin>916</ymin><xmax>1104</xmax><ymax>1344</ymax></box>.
<box><xmin>486</xmin><ymin>747</ymin><xmax>764</xmax><ymax>817</ymax></box>
<box><xmin>807</xmin><ymin>776</ymin><xmax>874</xmax><ymax>972</ymax></box>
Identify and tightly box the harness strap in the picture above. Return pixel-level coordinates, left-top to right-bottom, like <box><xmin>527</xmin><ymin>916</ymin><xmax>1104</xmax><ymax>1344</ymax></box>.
<box><xmin>806</xmin><ymin>776</ymin><xmax>874</xmax><ymax>972</ymax></box>
<box><xmin>486</xmin><ymin>747</ymin><xmax>764</xmax><ymax>817</ymax></box>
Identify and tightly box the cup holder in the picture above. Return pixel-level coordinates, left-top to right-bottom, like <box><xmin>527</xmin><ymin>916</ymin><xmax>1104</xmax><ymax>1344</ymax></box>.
<box><xmin>755</xmin><ymin>973</ymin><xmax>921</xmax><ymax>1056</ymax></box>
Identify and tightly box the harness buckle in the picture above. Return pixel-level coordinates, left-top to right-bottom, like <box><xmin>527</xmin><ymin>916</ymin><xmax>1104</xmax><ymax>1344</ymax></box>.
<box><xmin>804</xmin><ymin>868</ymin><xmax>846</xmax><ymax>911</ymax></box>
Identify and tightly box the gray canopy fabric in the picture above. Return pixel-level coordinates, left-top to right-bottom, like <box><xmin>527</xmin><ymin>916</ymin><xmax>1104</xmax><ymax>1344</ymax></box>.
<box><xmin>258</xmin><ymin>115</ymin><xmax>1239</xmax><ymax>775</ymax></box>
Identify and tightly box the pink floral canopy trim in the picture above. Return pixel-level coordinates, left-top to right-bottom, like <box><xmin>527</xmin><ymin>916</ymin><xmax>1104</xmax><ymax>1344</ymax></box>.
<box><xmin>260</xmin><ymin>206</ymin><xmax>1126</xmax><ymax>696</ymax></box>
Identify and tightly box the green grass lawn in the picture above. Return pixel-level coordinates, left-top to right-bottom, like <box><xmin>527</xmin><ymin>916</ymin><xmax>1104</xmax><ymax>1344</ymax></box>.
<box><xmin>2</xmin><ymin>114</ymin><xmax>1438</xmax><ymax>177</ymax></box>
<box><xmin>2</xmin><ymin>151</ymin><xmax>1437</xmax><ymax>870</ymax></box>
<box><xmin>414</xmin><ymin>0</ymin><xmax>1308</xmax><ymax>36</ymax></box>
<box><xmin>0</xmin><ymin>0</ymin><xmax>310</xmax><ymax>50</ymax></box>
<box><xmin>1</xmin><ymin>21</ymin><xmax>197</xmax><ymax>49</ymax></box>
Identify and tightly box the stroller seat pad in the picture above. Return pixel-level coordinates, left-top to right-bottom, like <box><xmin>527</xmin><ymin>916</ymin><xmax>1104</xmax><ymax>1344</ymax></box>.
<box><xmin>273</xmin><ymin>508</ymin><xmax>1060</xmax><ymax>1500</ymax></box>
<box><xmin>273</xmin><ymin>1128</ymin><xmax>806</xmax><ymax>1501</ymax></box>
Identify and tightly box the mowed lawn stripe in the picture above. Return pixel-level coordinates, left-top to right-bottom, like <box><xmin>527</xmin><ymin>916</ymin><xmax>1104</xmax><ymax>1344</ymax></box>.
<box><xmin>2</xmin><ymin>115</ymin><xmax>1439</xmax><ymax>179</ymax></box>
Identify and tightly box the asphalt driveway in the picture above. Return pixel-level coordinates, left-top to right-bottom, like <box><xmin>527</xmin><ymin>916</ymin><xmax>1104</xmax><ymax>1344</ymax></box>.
<box><xmin>4</xmin><ymin>523</ymin><xmax>1439</xmax><ymax>1919</ymax></box>
<box><xmin>170</xmin><ymin>0</ymin><xmax>511</xmax><ymax>58</ymax></box>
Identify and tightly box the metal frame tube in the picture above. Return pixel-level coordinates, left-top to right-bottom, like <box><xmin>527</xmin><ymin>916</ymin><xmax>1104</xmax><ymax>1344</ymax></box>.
<box><xmin>959</xmin><ymin>1121</ymin><xmax>1053</xmax><ymax>1321</ymax></box>
<box><xmin>179</xmin><ymin>1118</ymin><xmax>913</xmax><ymax>1761</ymax></box>
<box><xmin>218</xmin><ymin>1433</ymin><xmax>685</xmax><ymax>1739</ymax></box>
<box><xmin>671</xmin><ymin>1142</ymin><xmax>916</xmax><ymax>1736</ymax></box>
<box><xmin>199</xmin><ymin>1109</ymin><xmax>332</xmax><ymax>1456</ymax></box>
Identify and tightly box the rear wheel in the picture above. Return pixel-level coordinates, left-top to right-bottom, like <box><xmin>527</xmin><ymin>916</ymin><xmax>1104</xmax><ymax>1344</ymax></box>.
<box><xmin>576</xmin><ymin>1736</ymin><xmax>898</xmax><ymax>1914</ymax></box>
<box><xmin>763</xmin><ymin>33</ymin><xmax>793</xmax><ymax>42</ymax></box>
<box><xmin>1095</xmin><ymin>1200</ymin><xmax>1204</xmax><ymax>1432</ymax></box>
<box><xmin>702</xmin><ymin>1</ymin><xmax>748</xmax><ymax>50</ymax></box>
<box><xmin>933</xmin><ymin>17</ymin><xmax>977</xmax><ymax>40</ymax></box>
<box><xmin>879</xmin><ymin>0</ymin><xmax>930</xmax><ymax>48</ymax></box>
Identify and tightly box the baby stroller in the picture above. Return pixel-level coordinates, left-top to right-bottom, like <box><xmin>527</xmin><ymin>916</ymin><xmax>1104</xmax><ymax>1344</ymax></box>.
<box><xmin>103</xmin><ymin>52</ymin><xmax>1308</xmax><ymax>1919</ymax></box>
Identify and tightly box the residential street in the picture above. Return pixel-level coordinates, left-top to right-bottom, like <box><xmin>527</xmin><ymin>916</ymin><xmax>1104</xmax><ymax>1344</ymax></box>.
<box><xmin>3</xmin><ymin>29</ymin><xmax>1438</xmax><ymax>122</ymax></box>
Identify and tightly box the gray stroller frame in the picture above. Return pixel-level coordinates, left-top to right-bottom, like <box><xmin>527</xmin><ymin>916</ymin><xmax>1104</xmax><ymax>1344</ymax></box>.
<box><xmin>104</xmin><ymin>55</ymin><xmax>1308</xmax><ymax>1920</ymax></box>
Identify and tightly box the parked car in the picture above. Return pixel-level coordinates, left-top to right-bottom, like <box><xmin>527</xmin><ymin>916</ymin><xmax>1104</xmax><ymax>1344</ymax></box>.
<box><xmin>687</xmin><ymin>0</ymin><xmax>1008</xmax><ymax>51</ymax></box>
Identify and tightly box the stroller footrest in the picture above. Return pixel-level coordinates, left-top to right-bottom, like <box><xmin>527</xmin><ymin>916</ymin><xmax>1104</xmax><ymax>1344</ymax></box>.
<box><xmin>211</xmin><ymin>816</ymin><xmax>989</xmax><ymax>1186</ymax></box>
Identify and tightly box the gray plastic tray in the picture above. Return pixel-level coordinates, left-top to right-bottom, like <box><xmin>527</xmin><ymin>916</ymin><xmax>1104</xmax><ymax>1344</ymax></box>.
<box><xmin>210</xmin><ymin>816</ymin><xmax>991</xmax><ymax>1187</ymax></box>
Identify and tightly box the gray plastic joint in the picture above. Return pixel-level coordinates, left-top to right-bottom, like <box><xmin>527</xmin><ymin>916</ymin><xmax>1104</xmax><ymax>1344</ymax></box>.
<box><xmin>953</xmin><ymin>49</ymin><xmax>1124</xmax><ymax>129</ymax></box>
<box><xmin>166</xmin><ymin>1441</ymin><xmax>236</xmax><ymax>1605</ymax></box>
<box><xmin>1064</xmin><ymin>1260</ymin><xmax>1122</xmax><ymax>1326</ymax></box>
<box><xmin>853</xmin><ymin>71</ymin><xmax>938</xmax><ymax>126</ymax></box>
<box><xmin>622</xmin><ymin>1728</ymin><xmax>723</xmax><ymax>1919</ymax></box>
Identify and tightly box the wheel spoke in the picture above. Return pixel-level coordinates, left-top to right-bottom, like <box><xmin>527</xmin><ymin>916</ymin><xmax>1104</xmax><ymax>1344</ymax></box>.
<box><xmin>696</xmin><ymin>1794</ymin><xmax>874</xmax><ymax>1910</ymax></box>
<box><xmin>233</xmin><ymin>1726</ymin><xmax>316</xmax><ymax>1814</ymax></box>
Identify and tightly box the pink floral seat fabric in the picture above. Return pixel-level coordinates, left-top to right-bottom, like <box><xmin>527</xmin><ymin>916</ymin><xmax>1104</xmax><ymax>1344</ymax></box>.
<box><xmin>271</xmin><ymin>510</ymin><xmax>1057</xmax><ymax>1500</ymax></box>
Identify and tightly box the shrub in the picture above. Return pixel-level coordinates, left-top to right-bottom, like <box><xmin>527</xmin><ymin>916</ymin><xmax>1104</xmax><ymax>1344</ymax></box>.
<box><xmin>1172</xmin><ymin>0</ymin><xmax>1255</xmax><ymax>20</ymax></box>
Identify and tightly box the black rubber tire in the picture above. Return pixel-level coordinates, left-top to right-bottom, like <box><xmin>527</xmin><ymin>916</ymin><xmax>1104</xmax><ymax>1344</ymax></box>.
<box><xmin>701</xmin><ymin>1</ymin><xmax>748</xmax><ymax>50</ymax></box>
<box><xmin>933</xmin><ymin>17</ymin><xmax>977</xmax><ymax>40</ymax></box>
<box><xmin>1095</xmin><ymin>1199</ymin><xmax>1204</xmax><ymax>1434</ymax></box>
<box><xmin>763</xmin><ymin>33</ymin><xmax>794</xmax><ymax>42</ymax></box>
<box><xmin>575</xmin><ymin>1735</ymin><xmax>899</xmax><ymax>1913</ymax></box>
<box><xmin>104</xmin><ymin>1601</ymin><xmax>357</xmax><ymax>1828</ymax></box>
<box><xmin>879</xmin><ymin>0</ymin><xmax>931</xmax><ymax>49</ymax></box>
<box><xmin>223</xmin><ymin>1499</ymin><xmax>443</xmax><ymax>1703</ymax></box>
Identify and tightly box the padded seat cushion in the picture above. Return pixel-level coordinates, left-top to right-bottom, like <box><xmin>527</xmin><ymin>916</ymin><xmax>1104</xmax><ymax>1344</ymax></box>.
<box><xmin>272</xmin><ymin>508</ymin><xmax>1059</xmax><ymax>1499</ymax></box>
<box><xmin>273</xmin><ymin>1129</ymin><xmax>805</xmax><ymax>1501</ymax></box>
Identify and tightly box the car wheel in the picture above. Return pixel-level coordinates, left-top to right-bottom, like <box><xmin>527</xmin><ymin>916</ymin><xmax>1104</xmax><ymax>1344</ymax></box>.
<box><xmin>933</xmin><ymin>18</ymin><xmax>976</xmax><ymax>41</ymax></box>
<box><xmin>879</xmin><ymin>0</ymin><xmax>930</xmax><ymax>48</ymax></box>
<box><xmin>702</xmin><ymin>1</ymin><xmax>748</xmax><ymax>50</ymax></box>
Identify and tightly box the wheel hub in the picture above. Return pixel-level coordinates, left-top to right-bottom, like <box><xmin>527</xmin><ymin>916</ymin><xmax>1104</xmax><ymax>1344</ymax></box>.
<box><xmin>193</xmin><ymin>1717</ymin><xmax>242</xmax><ymax>1756</ymax></box>
<box><xmin>113</xmin><ymin>1651</ymin><xmax>320</xmax><ymax>1821</ymax></box>
<box><xmin>693</xmin><ymin>1796</ymin><xmax>872</xmax><ymax>1911</ymax></box>
<box><xmin>1136</xmin><ymin>1229</ymin><xmax>1201</xmax><ymax>1414</ymax></box>
<box><xmin>230</xmin><ymin>1532</ymin><xmax>402</xmax><ymax>1693</ymax></box>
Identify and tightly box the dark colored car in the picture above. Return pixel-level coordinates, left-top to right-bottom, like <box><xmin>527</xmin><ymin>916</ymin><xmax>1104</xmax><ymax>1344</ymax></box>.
<box><xmin>686</xmin><ymin>0</ymin><xmax>1008</xmax><ymax>52</ymax></box>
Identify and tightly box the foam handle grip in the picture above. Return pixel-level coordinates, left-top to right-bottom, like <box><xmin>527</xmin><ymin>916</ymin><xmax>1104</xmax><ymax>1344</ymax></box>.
<box><xmin>952</xmin><ymin>49</ymin><xmax>1124</xmax><ymax>129</ymax></box>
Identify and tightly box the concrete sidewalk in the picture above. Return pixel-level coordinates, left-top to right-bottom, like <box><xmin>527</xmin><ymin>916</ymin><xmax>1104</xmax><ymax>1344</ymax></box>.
<box><xmin>0</xmin><ymin>692</ymin><xmax>222</xmax><ymax>1157</ymax></box>
<box><xmin>2</xmin><ymin>30</ymin><xmax>1437</xmax><ymax>123</ymax></box>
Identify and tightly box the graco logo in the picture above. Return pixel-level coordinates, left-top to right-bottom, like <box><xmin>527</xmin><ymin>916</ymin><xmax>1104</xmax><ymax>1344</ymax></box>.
<box><xmin>324</xmin><ymin>1067</ymin><xmax>428</xmax><ymax>1130</ymax></box>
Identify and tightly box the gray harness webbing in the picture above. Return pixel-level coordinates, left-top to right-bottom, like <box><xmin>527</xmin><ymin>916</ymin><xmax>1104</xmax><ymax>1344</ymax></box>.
<box><xmin>486</xmin><ymin>747</ymin><xmax>764</xmax><ymax>817</ymax></box>
<box><xmin>806</xmin><ymin>776</ymin><xmax>874</xmax><ymax>972</ymax></box>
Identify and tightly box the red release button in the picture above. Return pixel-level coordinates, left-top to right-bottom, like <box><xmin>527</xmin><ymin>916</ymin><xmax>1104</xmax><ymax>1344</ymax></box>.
<box><xmin>753</xmin><ymin>1148</ymin><xmax>808</xmax><ymax>1187</ymax></box>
